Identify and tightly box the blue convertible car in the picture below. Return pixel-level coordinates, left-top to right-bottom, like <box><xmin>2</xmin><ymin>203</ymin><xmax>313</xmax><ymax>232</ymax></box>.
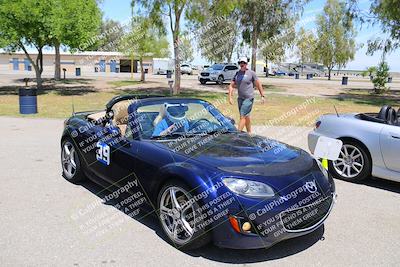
<box><xmin>61</xmin><ymin>95</ymin><xmax>336</xmax><ymax>250</ymax></box>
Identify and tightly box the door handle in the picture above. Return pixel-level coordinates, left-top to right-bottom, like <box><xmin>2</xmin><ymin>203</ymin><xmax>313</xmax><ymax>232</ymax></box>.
<box><xmin>390</xmin><ymin>132</ymin><xmax>400</xmax><ymax>139</ymax></box>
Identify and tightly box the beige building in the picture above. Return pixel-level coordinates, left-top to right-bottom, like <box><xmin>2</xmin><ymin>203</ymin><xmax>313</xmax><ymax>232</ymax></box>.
<box><xmin>0</xmin><ymin>51</ymin><xmax>153</xmax><ymax>76</ymax></box>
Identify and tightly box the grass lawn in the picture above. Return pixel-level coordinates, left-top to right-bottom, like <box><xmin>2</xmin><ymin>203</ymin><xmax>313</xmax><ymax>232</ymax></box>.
<box><xmin>107</xmin><ymin>80</ymin><xmax>143</xmax><ymax>87</ymax></box>
<box><xmin>0</xmin><ymin>87</ymin><xmax>394</xmax><ymax>126</ymax></box>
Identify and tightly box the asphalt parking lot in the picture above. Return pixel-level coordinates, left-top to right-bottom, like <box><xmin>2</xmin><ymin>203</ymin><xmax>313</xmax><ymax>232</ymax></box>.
<box><xmin>1</xmin><ymin>117</ymin><xmax>400</xmax><ymax>266</ymax></box>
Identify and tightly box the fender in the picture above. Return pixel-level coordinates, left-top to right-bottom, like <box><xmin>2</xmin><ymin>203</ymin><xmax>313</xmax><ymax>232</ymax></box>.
<box><xmin>148</xmin><ymin>162</ymin><xmax>222</xmax><ymax>206</ymax></box>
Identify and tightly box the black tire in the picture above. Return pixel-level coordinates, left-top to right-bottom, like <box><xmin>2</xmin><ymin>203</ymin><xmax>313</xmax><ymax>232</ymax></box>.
<box><xmin>61</xmin><ymin>138</ymin><xmax>86</xmax><ymax>183</ymax></box>
<box><xmin>328</xmin><ymin>140</ymin><xmax>371</xmax><ymax>182</ymax></box>
<box><xmin>157</xmin><ymin>180</ymin><xmax>211</xmax><ymax>250</ymax></box>
<box><xmin>217</xmin><ymin>75</ymin><xmax>224</xmax><ymax>85</ymax></box>
<box><xmin>200</xmin><ymin>79</ymin><xmax>207</xmax><ymax>85</ymax></box>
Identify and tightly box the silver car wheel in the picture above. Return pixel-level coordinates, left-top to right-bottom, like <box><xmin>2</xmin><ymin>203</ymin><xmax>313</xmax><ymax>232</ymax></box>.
<box><xmin>62</xmin><ymin>141</ymin><xmax>77</xmax><ymax>179</ymax></box>
<box><xmin>159</xmin><ymin>186</ymin><xmax>196</xmax><ymax>245</ymax></box>
<box><xmin>333</xmin><ymin>144</ymin><xmax>364</xmax><ymax>179</ymax></box>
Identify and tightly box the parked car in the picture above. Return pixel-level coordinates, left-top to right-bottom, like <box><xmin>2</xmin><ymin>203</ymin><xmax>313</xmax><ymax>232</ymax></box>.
<box><xmin>308</xmin><ymin>105</ymin><xmax>400</xmax><ymax>183</ymax></box>
<box><xmin>274</xmin><ymin>70</ymin><xmax>286</xmax><ymax>76</ymax></box>
<box><xmin>61</xmin><ymin>95</ymin><xmax>335</xmax><ymax>250</ymax></box>
<box><xmin>181</xmin><ymin>64</ymin><xmax>193</xmax><ymax>75</ymax></box>
<box><xmin>198</xmin><ymin>63</ymin><xmax>239</xmax><ymax>85</ymax></box>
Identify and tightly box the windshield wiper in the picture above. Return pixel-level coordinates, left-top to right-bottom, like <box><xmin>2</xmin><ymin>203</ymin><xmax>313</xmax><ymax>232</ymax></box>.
<box><xmin>196</xmin><ymin>129</ymin><xmax>237</xmax><ymax>135</ymax></box>
<box><xmin>150</xmin><ymin>132</ymin><xmax>188</xmax><ymax>140</ymax></box>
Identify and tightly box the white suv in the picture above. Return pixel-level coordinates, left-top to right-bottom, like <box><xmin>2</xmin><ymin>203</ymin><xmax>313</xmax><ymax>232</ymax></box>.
<box><xmin>198</xmin><ymin>63</ymin><xmax>239</xmax><ymax>85</ymax></box>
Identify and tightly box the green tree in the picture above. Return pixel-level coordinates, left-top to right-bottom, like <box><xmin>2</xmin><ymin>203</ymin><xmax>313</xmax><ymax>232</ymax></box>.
<box><xmin>368</xmin><ymin>0</ymin><xmax>400</xmax><ymax>54</ymax></box>
<box><xmin>240</xmin><ymin>0</ymin><xmax>303</xmax><ymax>72</ymax></box>
<box><xmin>0</xmin><ymin>0</ymin><xmax>54</xmax><ymax>89</ymax></box>
<box><xmin>133</xmin><ymin>0</ymin><xmax>211</xmax><ymax>94</ymax></box>
<box><xmin>51</xmin><ymin>0</ymin><xmax>101</xmax><ymax>80</ymax></box>
<box><xmin>295</xmin><ymin>27</ymin><xmax>316</xmax><ymax>75</ymax></box>
<box><xmin>120</xmin><ymin>16</ymin><xmax>169</xmax><ymax>82</ymax></box>
<box><xmin>372</xmin><ymin>60</ymin><xmax>390</xmax><ymax>94</ymax></box>
<box><xmin>314</xmin><ymin>0</ymin><xmax>356</xmax><ymax>80</ymax></box>
<box><xmin>195</xmin><ymin>8</ymin><xmax>240</xmax><ymax>63</ymax></box>
<box><xmin>179</xmin><ymin>35</ymin><xmax>194</xmax><ymax>63</ymax></box>
<box><xmin>362</xmin><ymin>66</ymin><xmax>377</xmax><ymax>78</ymax></box>
<box><xmin>95</xmin><ymin>19</ymin><xmax>126</xmax><ymax>51</ymax></box>
<box><xmin>259</xmin><ymin>19</ymin><xmax>296</xmax><ymax>76</ymax></box>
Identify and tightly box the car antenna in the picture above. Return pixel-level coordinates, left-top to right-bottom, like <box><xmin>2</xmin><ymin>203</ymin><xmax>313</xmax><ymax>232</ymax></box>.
<box><xmin>71</xmin><ymin>96</ymin><xmax>75</xmax><ymax>116</ymax></box>
<box><xmin>334</xmin><ymin>105</ymin><xmax>340</xmax><ymax>117</ymax></box>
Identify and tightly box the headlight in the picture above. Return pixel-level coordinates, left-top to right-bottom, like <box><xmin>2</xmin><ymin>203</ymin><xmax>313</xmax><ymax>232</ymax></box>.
<box><xmin>222</xmin><ymin>178</ymin><xmax>275</xmax><ymax>198</ymax></box>
<box><xmin>316</xmin><ymin>159</ymin><xmax>329</xmax><ymax>179</ymax></box>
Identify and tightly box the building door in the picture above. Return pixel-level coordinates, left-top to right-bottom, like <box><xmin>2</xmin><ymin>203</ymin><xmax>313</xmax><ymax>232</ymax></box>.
<box><xmin>119</xmin><ymin>59</ymin><xmax>138</xmax><ymax>73</ymax></box>
<box><xmin>99</xmin><ymin>60</ymin><xmax>106</xmax><ymax>72</ymax></box>
<box><xmin>110</xmin><ymin>60</ymin><xmax>117</xmax><ymax>72</ymax></box>
<box><xmin>12</xmin><ymin>58</ymin><xmax>19</xmax><ymax>70</ymax></box>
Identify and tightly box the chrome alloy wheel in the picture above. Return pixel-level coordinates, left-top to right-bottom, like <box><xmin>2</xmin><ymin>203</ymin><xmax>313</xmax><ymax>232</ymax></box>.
<box><xmin>333</xmin><ymin>144</ymin><xmax>364</xmax><ymax>179</ymax></box>
<box><xmin>159</xmin><ymin>186</ymin><xmax>196</xmax><ymax>245</ymax></box>
<box><xmin>62</xmin><ymin>141</ymin><xmax>77</xmax><ymax>179</ymax></box>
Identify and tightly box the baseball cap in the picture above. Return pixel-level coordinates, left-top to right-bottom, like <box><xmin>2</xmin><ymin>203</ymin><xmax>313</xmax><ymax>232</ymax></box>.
<box><xmin>238</xmin><ymin>57</ymin><xmax>248</xmax><ymax>64</ymax></box>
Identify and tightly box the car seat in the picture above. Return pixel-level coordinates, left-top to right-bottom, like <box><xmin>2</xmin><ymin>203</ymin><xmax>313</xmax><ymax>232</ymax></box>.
<box><xmin>387</xmin><ymin>107</ymin><xmax>398</xmax><ymax>125</ymax></box>
<box><xmin>378</xmin><ymin>105</ymin><xmax>391</xmax><ymax>122</ymax></box>
<box><xmin>112</xmin><ymin>101</ymin><xmax>130</xmax><ymax>136</ymax></box>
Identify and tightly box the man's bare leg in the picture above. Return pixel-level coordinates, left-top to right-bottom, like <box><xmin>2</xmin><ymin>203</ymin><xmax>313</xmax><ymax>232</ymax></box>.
<box><xmin>245</xmin><ymin>116</ymin><xmax>251</xmax><ymax>133</ymax></box>
<box><xmin>238</xmin><ymin>116</ymin><xmax>246</xmax><ymax>131</ymax></box>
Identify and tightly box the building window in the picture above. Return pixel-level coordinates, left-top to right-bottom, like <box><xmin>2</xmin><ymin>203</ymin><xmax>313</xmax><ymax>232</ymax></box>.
<box><xmin>12</xmin><ymin>58</ymin><xmax>19</xmax><ymax>70</ymax></box>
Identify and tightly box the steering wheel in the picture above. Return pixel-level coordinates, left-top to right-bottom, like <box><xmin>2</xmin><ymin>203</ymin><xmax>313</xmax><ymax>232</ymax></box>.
<box><xmin>190</xmin><ymin>119</ymin><xmax>213</xmax><ymax>131</ymax></box>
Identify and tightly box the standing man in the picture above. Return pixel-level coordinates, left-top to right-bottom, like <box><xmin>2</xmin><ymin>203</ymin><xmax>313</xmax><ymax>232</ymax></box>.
<box><xmin>228</xmin><ymin>57</ymin><xmax>265</xmax><ymax>133</ymax></box>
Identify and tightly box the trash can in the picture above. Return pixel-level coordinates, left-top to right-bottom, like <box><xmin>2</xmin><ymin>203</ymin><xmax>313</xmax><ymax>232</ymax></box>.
<box><xmin>388</xmin><ymin>77</ymin><xmax>393</xmax><ymax>83</ymax></box>
<box><xmin>166</xmin><ymin>70</ymin><xmax>172</xmax><ymax>79</ymax></box>
<box><xmin>19</xmin><ymin>88</ymin><xmax>37</xmax><ymax>114</ymax></box>
<box><xmin>75</xmin><ymin>68</ymin><xmax>81</xmax><ymax>77</ymax></box>
<box><xmin>342</xmin><ymin>76</ymin><xmax>348</xmax><ymax>85</ymax></box>
<box><xmin>295</xmin><ymin>73</ymin><xmax>299</xmax><ymax>79</ymax></box>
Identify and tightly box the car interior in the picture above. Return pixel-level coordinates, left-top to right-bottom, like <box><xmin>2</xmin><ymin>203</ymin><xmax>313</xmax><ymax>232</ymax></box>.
<box><xmin>85</xmin><ymin>95</ymin><xmax>231</xmax><ymax>140</ymax></box>
<box><xmin>358</xmin><ymin>105</ymin><xmax>400</xmax><ymax>126</ymax></box>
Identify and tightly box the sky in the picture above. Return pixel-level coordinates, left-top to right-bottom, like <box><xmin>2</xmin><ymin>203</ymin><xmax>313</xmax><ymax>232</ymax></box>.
<box><xmin>101</xmin><ymin>0</ymin><xmax>400</xmax><ymax>71</ymax></box>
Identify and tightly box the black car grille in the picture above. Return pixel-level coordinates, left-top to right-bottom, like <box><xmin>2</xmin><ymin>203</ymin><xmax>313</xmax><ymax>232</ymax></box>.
<box><xmin>280</xmin><ymin>195</ymin><xmax>333</xmax><ymax>232</ymax></box>
<box><xmin>201</xmin><ymin>72</ymin><xmax>210</xmax><ymax>77</ymax></box>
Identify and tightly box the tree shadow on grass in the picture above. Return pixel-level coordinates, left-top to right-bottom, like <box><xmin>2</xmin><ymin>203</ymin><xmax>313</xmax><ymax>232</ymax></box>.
<box><xmin>325</xmin><ymin>91</ymin><xmax>400</xmax><ymax>107</ymax></box>
<box><xmin>79</xmin><ymin>178</ymin><xmax>324</xmax><ymax>264</ymax></box>
<box><xmin>13</xmin><ymin>77</ymin><xmax>94</xmax><ymax>85</ymax></box>
<box><xmin>117</xmin><ymin>87</ymin><xmax>226</xmax><ymax>101</ymax></box>
<box><xmin>0</xmin><ymin>84</ymin><xmax>97</xmax><ymax>96</ymax></box>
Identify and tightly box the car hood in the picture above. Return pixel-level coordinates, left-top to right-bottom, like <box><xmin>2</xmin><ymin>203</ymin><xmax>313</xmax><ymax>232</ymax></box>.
<box><xmin>153</xmin><ymin>132</ymin><xmax>315</xmax><ymax>176</ymax></box>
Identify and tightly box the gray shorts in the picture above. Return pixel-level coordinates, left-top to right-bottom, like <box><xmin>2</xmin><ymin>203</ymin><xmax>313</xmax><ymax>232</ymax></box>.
<box><xmin>237</xmin><ymin>98</ymin><xmax>254</xmax><ymax>117</ymax></box>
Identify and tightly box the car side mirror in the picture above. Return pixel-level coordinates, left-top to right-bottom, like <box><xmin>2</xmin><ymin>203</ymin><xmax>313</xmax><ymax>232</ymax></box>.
<box><xmin>227</xmin><ymin>117</ymin><xmax>235</xmax><ymax>125</ymax></box>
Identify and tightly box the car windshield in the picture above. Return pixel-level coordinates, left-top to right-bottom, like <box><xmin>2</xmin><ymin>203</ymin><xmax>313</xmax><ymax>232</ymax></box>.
<box><xmin>134</xmin><ymin>100</ymin><xmax>236</xmax><ymax>139</ymax></box>
<box><xmin>210</xmin><ymin>64</ymin><xmax>224</xmax><ymax>70</ymax></box>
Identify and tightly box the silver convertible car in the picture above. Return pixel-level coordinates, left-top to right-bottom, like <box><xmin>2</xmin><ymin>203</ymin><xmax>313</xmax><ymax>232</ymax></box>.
<box><xmin>308</xmin><ymin>105</ymin><xmax>400</xmax><ymax>182</ymax></box>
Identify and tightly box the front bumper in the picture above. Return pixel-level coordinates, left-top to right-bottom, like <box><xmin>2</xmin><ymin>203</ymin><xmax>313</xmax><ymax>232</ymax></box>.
<box><xmin>198</xmin><ymin>75</ymin><xmax>218</xmax><ymax>81</ymax></box>
<box><xmin>212</xmin><ymin>191</ymin><xmax>336</xmax><ymax>249</ymax></box>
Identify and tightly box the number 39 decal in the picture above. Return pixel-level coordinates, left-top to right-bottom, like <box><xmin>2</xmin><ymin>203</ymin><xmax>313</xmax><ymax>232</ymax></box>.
<box><xmin>96</xmin><ymin>141</ymin><xmax>110</xmax><ymax>165</ymax></box>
